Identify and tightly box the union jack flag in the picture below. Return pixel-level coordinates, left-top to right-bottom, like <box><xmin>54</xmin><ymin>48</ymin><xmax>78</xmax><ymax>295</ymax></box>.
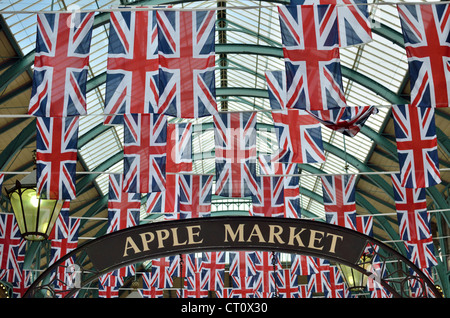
<box><xmin>157</xmin><ymin>10</ymin><xmax>217</xmax><ymax>118</ymax></box>
<box><xmin>278</xmin><ymin>4</ymin><xmax>347</xmax><ymax>111</ymax></box>
<box><xmin>392</xmin><ymin>104</ymin><xmax>440</xmax><ymax>188</ymax></box>
<box><xmin>229</xmin><ymin>251</ymin><xmax>258</xmax><ymax>298</ymax></box>
<box><xmin>49</xmin><ymin>202</ymin><xmax>79</xmax><ymax>260</ymax></box>
<box><xmin>321</xmin><ymin>174</ymin><xmax>357</xmax><ymax>230</ymax></box>
<box><xmin>145</xmin><ymin>174</ymin><xmax>180</xmax><ymax>216</ymax></box>
<box><xmin>28</xmin><ymin>12</ymin><xmax>94</xmax><ymax>117</ymax></box>
<box><xmin>48</xmin><ymin>203</ymin><xmax>80</xmax><ymax>294</ymax></box>
<box><xmin>179</xmin><ymin>174</ymin><xmax>213</xmax><ymax>219</ymax></box>
<box><xmin>104</xmin><ymin>9</ymin><xmax>159</xmax><ymax>116</ymax></box>
<box><xmin>307</xmin><ymin>258</ymin><xmax>331</xmax><ymax>294</ymax></box>
<box><xmin>0</xmin><ymin>213</ymin><xmax>25</xmax><ymax>271</ymax></box>
<box><xmin>123</xmin><ymin>113</ymin><xmax>167</xmax><ymax>193</ymax></box>
<box><xmin>308</xmin><ymin>106</ymin><xmax>378</xmax><ymax>137</ymax></box>
<box><xmin>107</xmin><ymin>174</ymin><xmax>141</xmax><ymax>232</ymax></box>
<box><xmin>356</xmin><ymin>215</ymin><xmax>373</xmax><ymax>237</ymax></box>
<box><xmin>214</xmin><ymin>112</ymin><xmax>259</xmax><ymax>198</ymax></box>
<box><xmin>397</xmin><ymin>4</ymin><xmax>450</xmax><ymax>108</ymax></box>
<box><xmin>182</xmin><ymin>272</ymin><xmax>210</xmax><ymax>298</ymax></box>
<box><xmin>258</xmin><ymin>156</ymin><xmax>302</xmax><ymax>218</ymax></box>
<box><xmin>140</xmin><ymin>272</ymin><xmax>164</xmax><ymax>298</ymax></box>
<box><xmin>275</xmin><ymin>268</ymin><xmax>301</xmax><ymax>298</ymax></box>
<box><xmin>324</xmin><ymin>266</ymin><xmax>348</xmax><ymax>298</ymax></box>
<box><xmin>166</xmin><ymin>123</ymin><xmax>193</xmax><ymax>173</ymax></box>
<box><xmin>291</xmin><ymin>0</ymin><xmax>372</xmax><ymax>47</ymax></box>
<box><xmin>150</xmin><ymin>257</ymin><xmax>177</xmax><ymax>289</ymax></box>
<box><xmin>290</xmin><ymin>254</ymin><xmax>319</xmax><ymax>276</ymax></box>
<box><xmin>391</xmin><ymin>173</ymin><xmax>431</xmax><ymax>241</ymax></box>
<box><xmin>250</xmin><ymin>175</ymin><xmax>285</xmax><ymax>218</ymax></box>
<box><xmin>272</xmin><ymin>109</ymin><xmax>326</xmax><ymax>163</ymax></box>
<box><xmin>36</xmin><ymin>116</ymin><xmax>79</xmax><ymax>200</ymax></box>
<box><xmin>253</xmin><ymin>251</ymin><xmax>282</xmax><ymax>298</ymax></box>
<box><xmin>200</xmin><ymin>252</ymin><xmax>226</xmax><ymax>293</ymax></box>
<box><xmin>98</xmin><ymin>273</ymin><xmax>123</xmax><ymax>298</ymax></box>
<box><xmin>404</xmin><ymin>238</ymin><xmax>437</xmax><ymax>269</ymax></box>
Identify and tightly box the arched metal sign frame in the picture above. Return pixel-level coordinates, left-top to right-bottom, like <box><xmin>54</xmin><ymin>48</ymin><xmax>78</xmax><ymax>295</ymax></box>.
<box><xmin>23</xmin><ymin>216</ymin><xmax>441</xmax><ymax>298</ymax></box>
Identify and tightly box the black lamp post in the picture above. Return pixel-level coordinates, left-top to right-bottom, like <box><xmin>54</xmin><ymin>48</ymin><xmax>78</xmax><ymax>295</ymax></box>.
<box><xmin>6</xmin><ymin>171</ymin><xmax>64</xmax><ymax>241</ymax></box>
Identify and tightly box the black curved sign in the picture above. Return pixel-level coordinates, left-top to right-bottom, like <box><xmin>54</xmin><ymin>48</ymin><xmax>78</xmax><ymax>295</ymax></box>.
<box><xmin>86</xmin><ymin>216</ymin><xmax>368</xmax><ymax>272</ymax></box>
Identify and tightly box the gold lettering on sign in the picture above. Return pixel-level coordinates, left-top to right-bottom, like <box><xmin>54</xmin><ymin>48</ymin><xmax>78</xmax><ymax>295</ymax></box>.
<box><xmin>308</xmin><ymin>230</ymin><xmax>325</xmax><ymax>251</ymax></box>
<box><xmin>123</xmin><ymin>237</ymin><xmax>141</xmax><ymax>257</ymax></box>
<box><xmin>224</xmin><ymin>224</ymin><xmax>244</xmax><ymax>242</ymax></box>
<box><xmin>288</xmin><ymin>227</ymin><xmax>306</xmax><ymax>247</ymax></box>
<box><xmin>247</xmin><ymin>224</ymin><xmax>265</xmax><ymax>243</ymax></box>
<box><xmin>140</xmin><ymin>232</ymin><xmax>155</xmax><ymax>251</ymax></box>
<box><xmin>171</xmin><ymin>228</ymin><xmax>187</xmax><ymax>246</ymax></box>
<box><xmin>268</xmin><ymin>225</ymin><xmax>284</xmax><ymax>244</ymax></box>
<box><xmin>186</xmin><ymin>225</ymin><xmax>203</xmax><ymax>245</ymax></box>
<box><xmin>327</xmin><ymin>233</ymin><xmax>344</xmax><ymax>253</ymax></box>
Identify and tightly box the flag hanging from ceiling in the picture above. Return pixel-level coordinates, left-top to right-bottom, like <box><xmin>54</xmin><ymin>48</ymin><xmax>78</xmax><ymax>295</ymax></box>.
<box><xmin>200</xmin><ymin>251</ymin><xmax>226</xmax><ymax>294</ymax></box>
<box><xmin>48</xmin><ymin>202</ymin><xmax>80</xmax><ymax>295</ymax></box>
<box><xmin>178</xmin><ymin>174</ymin><xmax>213</xmax><ymax>219</ymax></box>
<box><xmin>278</xmin><ymin>4</ymin><xmax>347</xmax><ymax>111</ymax></box>
<box><xmin>228</xmin><ymin>251</ymin><xmax>258</xmax><ymax>298</ymax></box>
<box><xmin>150</xmin><ymin>257</ymin><xmax>177</xmax><ymax>289</ymax></box>
<box><xmin>166</xmin><ymin>123</ymin><xmax>193</xmax><ymax>173</ymax></box>
<box><xmin>307</xmin><ymin>258</ymin><xmax>331</xmax><ymax>294</ymax></box>
<box><xmin>250</xmin><ymin>175</ymin><xmax>285</xmax><ymax>218</ymax></box>
<box><xmin>397</xmin><ymin>3</ymin><xmax>450</xmax><ymax>108</ymax></box>
<box><xmin>214</xmin><ymin>112</ymin><xmax>258</xmax><ymax>198</ymax></box>
<box><xmin>324</xmin><ymin>265</ymin><xmax>348</xmax><ymax>298</ymax></box>
<box><xmin>321</xmin><ymin>174</ymin><xmax>357</xmax><ymax>230</ymax></box>
<box><xmin>107</xmin><ymin>174</ymin><xmax>140</xmax><ymax>277</ymax></box>
<box><xmin>107</xmin><ymin>173</ymin><xmax>141</xmax><ymax>232</ymax></box>
<box><xmin>275</xmin><ymin>268</ymin><xmax>301</xmax><ymax>298</ymax></box>
<box><xmin>140</xmin><ymin>272</ymin><xmax>164</xmax><ymax>298</ymax></box>
<box><xmin>104</xmin><ymin>9</ymin><xmax>159</xmax><ymax>116</ymax></box>
<box><xmin>123</xmin><ymin>113</ymin><xmax>167</xmax><ymax>193</ymax></box>
<box><xmin>98</xmin><ymin>273</ymin><xmax>123</xmax><ymax>298</ymax></box>
<box><xmin>0</xmin><ymin>213</ymin><xmax>25</xmax><ymax>271</ymax></box>
<box><xmin>253</xmin><ymin>251</ymin><xmax>282</xmax><ymax>298</ymax></box>
<box><xmin>145</xmin><ymin>174</ymin><xmax>180</xmax><ymax>216</ymax></box>
<box><xmin>291</xmin><ymin>254</ymin><xmax>319</xmax><ymax>276</ymax></box>
<box><xmin>28</xmin><ymin>12</ymin><xmax>94</xmax><ymax>117</ymax></box>
<box><xmin>36</xmin><ymin>116</ymin><xmax>79</xmax><ymax>200</ymax></box>
<box><xmin>392</xmin><ymin>104</ymin><xmax>440</xmax><ymax>188</ymax></box>
<box><xmin>258</xmin><ymin>155</ymin><xmax>302</xmax><ymax>218</ymax></box>
<box><xmin>272</xmin><ymin>109</ymin><xmax>326</xmax><ymax>163</ymax></box>
<box><xmin>156</xmin><ymin>10</ymin><xmax>217</xmax><ymax>118</ymax></box>
<box><xmin>307</xmin><ymin>106</ymin><xmax>378</xmax><ymax>137</ymax></box>
<box><xmin>391</xmin><ymin>174</ymin><xmax>437</xmax><ymax>269</ymax></box>
<box><xmin>291</xmin><ymin>0</ymin><xmax>372</xmax><ymax>47</ymax></box>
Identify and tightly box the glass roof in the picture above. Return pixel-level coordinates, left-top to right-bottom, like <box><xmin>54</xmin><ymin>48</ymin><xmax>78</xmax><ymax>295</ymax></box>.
<box><xmin>0</xmin><ymin>0</ymin><xmax>413</xmax><ymax>220</ymax></box>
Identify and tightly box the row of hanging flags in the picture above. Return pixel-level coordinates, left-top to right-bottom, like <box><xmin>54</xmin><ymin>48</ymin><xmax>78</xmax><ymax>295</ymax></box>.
<box><xmin>0</xmin><ymin>1</ymin><xmax>445</xmax><ymax>297</ymax></box>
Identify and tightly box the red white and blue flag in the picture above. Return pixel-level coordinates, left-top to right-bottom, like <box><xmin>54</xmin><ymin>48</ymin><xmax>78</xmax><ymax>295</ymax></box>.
<box><xmin>214</xmin><ymin>112</ymin><xmax>259</xmax><ymax>198</ymax></box>
<box><xmin>107</xmin><ymin>173</ymin><xmax>141</xmax><ymax>231</ymax></box>
<box><xmin>308</xmin><ymin>105</ymin><xmax>378</xmax><ymax>137</ymax></box>
<box><xmin>157</xmin><ymin>10</ymin><xmax>217</xmax><ymax>118</ymax></box>
<box><xmin>166</xmin><ymin>123</ymin><xmax>193</xmax><ymax>173</ymax></box>
<box><xmin>178</xmin><ymin>174</ymin><xmax>213</xmax><ymax>219</ymax></box>
<box><xmin>253</xmin><ymin>251</ymin><xmax>282</xmax><ymax>298</ymax></box>
<box><xmin>150</xmin><ymin>257</ymin><xmax>176</xmax><ymax>289</ymax></box>
<box><xmin>275</xmin><ymin>268</ymin><xmax>301</xmax><ymax>298</ymax></box>
<box><xmin>140</xmin><ymin>272</ymin><xmax>164</xmax><ymax>298</ymax></box>
<box><xmin>98</xmin><ymin>273</ymin><xmax>123</xmax><ymax>298</ymax></box>
<box><xmin>36</xmin><ymin>116</ymin><xmax>79</xmax><ymax>200</ymax></box>
<box><xmin>200</xmin><ymin>252</ymin><xmax>226</xmax><ymax>294</ymax></box>
<box><xmin>397</xmin><ymin>4</ymin><xmax>450</xmax><ymax>108</ymax></box>
<box><xmin>307</xmin><ymin>258</ymin><xmax>331</xmax><ymax>294</ymax></box>
<box><xmin>258</xmin><ymin>156</ymin><xmax>302</xmax><ymax>218</ymax></box>
<box><xmin>324</xmin><ymin>265</ymin><xmax>347</xmax><ymax>298</ymax></box>
<box><xmin>291</xmin><ymin>0</ymin><xmax>372</xmax><ymax>47</ymax></box>
<box><xmin>278</xmin><ymin>4</ymin><xmax>347</xmax><ymax>111</ymax></box>
<box><xmin>229</xmin><ymin>251</ymin><xmax>258</xmax><ymax>297</ymax></box>
<box><xmin>290</xmin><ymin>254</ymin><xmax>319</xmax><ymax>276</ymax></box>
<box><xmin>321</xmin><ymin>174</ymin><xmax>357</xmax><ymax>230</ymax></box>
<box><xmin>123</xmin><ymin>113</ymin><xmax>167</xmax><ymax>193</ymax></box>
<box><xmin>0</xmin><ymin>213</ymin><xmax>25</xmax><ymax>272</ymax></box>
<box><xmin>28</xmin><ymin>12</ymin><xmax>94</xmax><ymax>117</ymax></box>
<box><xmin>104</xmin><ymin>9</ymin><xmax>159</xmax><ymax>117</ymax></box>
<box><xmin>145</xmin><ymin>174</ymin><xmax>179</xmax><ymax>216</ymax></box>
<box><xmin>391</xmin><ymin>174</ymin><xmax>437</xmax><ymax>269</ymax></box>
<box><xmin>250</xmin><ymin>175</ymin><xmax>285</xmax><ymax>218</ymax></box>
<box><xmin>392</xmin><ymin>104</ymin><xmax>440</xmax><ymax>188</ymax></box>
<box><xmin>272</xmin><ymin>109</ymin><xmax>326</xmax><ymax>163</ymax></box>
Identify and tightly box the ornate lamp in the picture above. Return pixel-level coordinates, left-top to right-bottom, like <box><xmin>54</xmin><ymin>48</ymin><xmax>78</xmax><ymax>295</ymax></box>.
<box><xmin>6</xmin><ymin>171</ymin><xmax>64</xmax><ymax>241</ymax></box>
<box><xmin>338</xmin><ymin>253</ymin><xmax>373</xmax><ymax>294</ymax></box>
